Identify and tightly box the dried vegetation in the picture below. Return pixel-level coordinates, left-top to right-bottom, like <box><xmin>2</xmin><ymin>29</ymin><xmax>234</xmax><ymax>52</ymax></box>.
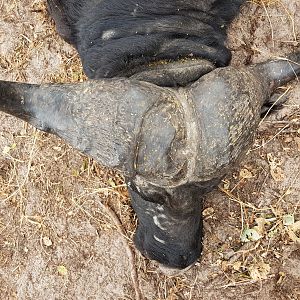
<box><xmin>0</xmin><ymin>0</ymin><xmax>299</xmax><ymax>299</ymax></box>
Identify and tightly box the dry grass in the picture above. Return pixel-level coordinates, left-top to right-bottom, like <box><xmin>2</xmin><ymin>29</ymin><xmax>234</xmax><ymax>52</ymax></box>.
<box><xmin>0</xmin><ymin>0</ymin><xmax>299</xmax><ymax>299</ymax></box>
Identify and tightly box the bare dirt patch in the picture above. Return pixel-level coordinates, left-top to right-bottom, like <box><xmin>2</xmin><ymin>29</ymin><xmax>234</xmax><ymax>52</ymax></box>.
<box><xmin>0</xmin><ymin>1</ymin><xmax>299</xmax><ymax>299</ymax></box>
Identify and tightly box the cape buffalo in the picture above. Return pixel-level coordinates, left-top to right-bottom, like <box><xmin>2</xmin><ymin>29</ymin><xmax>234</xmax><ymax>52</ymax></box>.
<box><xmin>0</xmin><ymin>0</ymin><xmax>299</xmax><ymax>270</ymax></box>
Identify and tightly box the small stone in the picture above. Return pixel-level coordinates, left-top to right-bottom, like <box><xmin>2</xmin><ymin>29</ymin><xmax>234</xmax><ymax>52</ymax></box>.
<box><xmin>43</xmin><ymin>236</ymin><xmax>53</xmax><ymax>247</ymax></box>
<box><xmin>223</xmin><ymin>249</ymin><xmax>235</xmax><ymax>260</ymax></box>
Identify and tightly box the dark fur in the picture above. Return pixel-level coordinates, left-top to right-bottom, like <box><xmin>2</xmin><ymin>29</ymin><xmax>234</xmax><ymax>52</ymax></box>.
<box><xmin>47</xmin><ymin>0</ymin><xmax>246</xmax><ymax>268</ymax></box>
<box><xmin>48</xmin><ymin>0</ymin><xmax>245</xmax><ymax>79</ymax></box>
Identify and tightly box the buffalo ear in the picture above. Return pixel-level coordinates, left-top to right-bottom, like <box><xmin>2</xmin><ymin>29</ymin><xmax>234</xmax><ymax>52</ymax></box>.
<box><xmin>130</xmin><ymin>59</ymin><xmax>215</xmax><ymax>87</ymax></box>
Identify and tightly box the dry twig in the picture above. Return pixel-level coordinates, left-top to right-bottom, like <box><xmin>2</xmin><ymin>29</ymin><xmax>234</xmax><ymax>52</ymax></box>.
<box><xmin>98</xmin><ymin>201</ymin><xmax>143</xmax><ymax>300</ymax></box>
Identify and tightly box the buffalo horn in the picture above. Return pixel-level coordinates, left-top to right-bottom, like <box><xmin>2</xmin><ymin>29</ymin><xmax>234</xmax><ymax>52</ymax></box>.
<box><xmin>0</xmin><ymin>79</ymin><xmax>178</xmax><ymax>175</ymax></box>
<box><xmin>0</xmin><ymin>53</ymin><xmax>299</xmax><ymax>187</ymax></box>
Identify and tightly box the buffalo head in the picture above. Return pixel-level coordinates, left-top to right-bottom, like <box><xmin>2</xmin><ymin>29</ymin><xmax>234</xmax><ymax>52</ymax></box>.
<box><xmin>0</xmin><ymin>54</ymin><xmax>299</xmax><ymax>268</ymax></box>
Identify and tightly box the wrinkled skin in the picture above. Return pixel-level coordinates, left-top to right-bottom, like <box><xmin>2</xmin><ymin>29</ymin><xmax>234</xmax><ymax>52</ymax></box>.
<box><xmin>0</xmin><ymin>0</ymin><xmax>299</xmax><ymax>269</ymax></box>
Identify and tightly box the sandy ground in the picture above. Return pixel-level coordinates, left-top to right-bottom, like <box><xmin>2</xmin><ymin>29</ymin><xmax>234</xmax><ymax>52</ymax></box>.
<box><xmin>0</xmin><ymin>1</ymin><xmax>299</xmax><ymax>299</ymax></box>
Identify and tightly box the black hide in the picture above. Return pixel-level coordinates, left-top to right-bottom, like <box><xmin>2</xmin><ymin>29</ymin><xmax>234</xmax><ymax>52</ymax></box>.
<box><xmin>48</xmin><ymin>0</ymin><xmax>245</xmax><ymax>79</ymax></box>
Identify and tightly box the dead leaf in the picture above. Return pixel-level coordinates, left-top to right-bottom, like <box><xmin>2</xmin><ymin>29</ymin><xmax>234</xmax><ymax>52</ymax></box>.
<box><xmin>294</xmin><ymin>137</ymin><xmax>300</xmax><ymax>151</ymax></box>
<box><xmin>2</xmin><ymin>146</ymin><xmax>11</xmax><ymax>154</ymax></box>
<box><xmin>241</xmin><ymin>228</ymin><xmax>261</xmax><ymax>242</ymax></box>
<box><xmin>277</xmin><ymin>272</ymin><xmax>286</xmax><ymax>285</ymax></box>
<box><xmin>232</xmin><ymin>261</ymin><xmax>242</xmax><ymax>271</ymax></box>
<box><xmin>221</xmin><ymin>261</ymin><xmax>229</xmax><ymax>272</ymax></box>
<box><xmin>287</xmin><ymin>221</ymin><xmax>300</xmax><ymax>243</ymax></box>
<box><xmin>248</xmin><ymin>261</ymin><xmax>270</xmax><ymax>280</ymax></box>
<box><xmin>240</xmin><ymin>168</ymin><xmax>254</xmax><ymax>179</ymax></box>
<box><xmin>108</xmin><ymin>178</ymin><xmax>116</xmax><ymax>187</ymax></box>
<box><xmin>267</xmin><ymin>153</ymin><xmax>281</xmax><ymax>167</ymax></box>
<box><xmin>270</xmin><ymin>166</ymin><xmax>285</xmax><ymax>182</ymax></box>
<box><xmin>223</xmin><ymin>179</ymin><xmax>230</xmax><ymax>190</ymax></box>
<box><xmin>53</xmin><ymin>146</ymin><xmax>62</xmax><ymax>151</ymax></box>
<box><xmin>282</xmin><ymin>214</ymin><xmax>295</xmax><ymax>226</ymax></box>
<box><xmin>72</xmin><ymin>169</ymin><xmax>80</xmax><ymax>177</ymax></box>
<box><xmin>2</xmin><ymin>143</ymin><xmax>17</xmax><ymax>155</ymax></box>
<box><xmin>267</xmin><ymin>153</ymin><xmax>285</xmax><ymax>182</ymax></box>
<box><xmin>203</xmin><ymin>207</ymin><xmax>214</xmax><ymax>217</ymax></box>
<box><xmin>255</xmin><ymin>217</ymin><xmax>267</xmax><ymax>234</ymax></box>
<box><xmin>57</xmin><ymin>265</ymin><xmax>68</xmax><ymax>276</ymax></box>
